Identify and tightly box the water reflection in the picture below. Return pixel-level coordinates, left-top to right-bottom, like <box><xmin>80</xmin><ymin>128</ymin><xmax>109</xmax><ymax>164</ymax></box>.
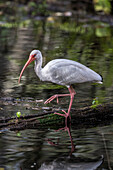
<box><xmin>39</xmin><ymin>156</ymin><xmax>103</xmax><ymax>170</ymax></box>
<box><xmin>46</xmin><ymin>123</ymin><xmax>75</xmax><ymax>156</ymax></box>
<box><xmin>1</xmin><ymin>123</ymin><xmax>113</xmax><ymax>169</ymax></box>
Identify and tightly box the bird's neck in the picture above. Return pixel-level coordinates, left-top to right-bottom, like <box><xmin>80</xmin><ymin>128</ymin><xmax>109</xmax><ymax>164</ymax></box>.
<box><xmin>34</xmin><ymin>58</ymin><xmax>43</xmax><ymax>80</ymax></box>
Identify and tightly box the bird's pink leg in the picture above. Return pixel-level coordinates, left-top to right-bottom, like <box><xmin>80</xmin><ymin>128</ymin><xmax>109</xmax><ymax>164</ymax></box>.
<box><xmin>67</xmin><ymin>86</ymin><xmax>76</xmax><ymax>118</ymax></box>
<box><xmin>54</xmin><ymin>86</ymin><xmax>76</xmax><ymax>123</ymax></box>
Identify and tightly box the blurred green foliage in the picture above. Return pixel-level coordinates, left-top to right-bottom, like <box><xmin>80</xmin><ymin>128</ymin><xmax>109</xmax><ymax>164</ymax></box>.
<box><xmin>28</xmin><ymin>0</ymin><xmax>48</xmax><ymax>16</ymax></box>
<box><xmin>94</xmin><ymin>0</ymin><xmax>111</xmax><ymax>14</ymax></box>
<box><xmin>0</xmin><ymin>0</ymin><xmax>112</xmax><ymax>29</ymax></box>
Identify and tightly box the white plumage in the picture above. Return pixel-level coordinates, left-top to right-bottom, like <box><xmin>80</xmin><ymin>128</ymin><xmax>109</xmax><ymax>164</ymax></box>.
<box><xmin>38</xmin><ymin>58</ymin><xmax>102</xmax><ymax>87</ymax></box>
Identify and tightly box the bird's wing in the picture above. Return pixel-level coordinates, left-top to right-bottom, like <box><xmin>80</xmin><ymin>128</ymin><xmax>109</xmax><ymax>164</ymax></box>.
<box><xmin>42</xmin><ymin>59</ymin><xmax>102</xmax><ymax>86</ymax></box>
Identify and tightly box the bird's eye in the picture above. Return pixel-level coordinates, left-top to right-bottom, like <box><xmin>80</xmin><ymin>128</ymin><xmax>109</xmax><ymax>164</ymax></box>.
<box><xmin>33</xmin><ymin>54</ymin><xmax>36</xmax><ymax>58</ymax></box>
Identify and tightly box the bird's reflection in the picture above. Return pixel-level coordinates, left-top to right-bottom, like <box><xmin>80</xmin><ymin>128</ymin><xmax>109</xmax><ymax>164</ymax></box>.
<box><xmin>42</xmin><ymin>122</ymin><xmax>103</xmax><ymax>170</ymax></box>
<box><xmin>46</xmin><ymin>121</ymin><xmax>75</xmax><ymax>155</ymax></box>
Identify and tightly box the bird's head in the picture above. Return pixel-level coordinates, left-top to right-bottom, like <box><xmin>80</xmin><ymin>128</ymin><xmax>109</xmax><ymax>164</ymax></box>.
<box><xmin>18</xmin><ymin>50</ymin><xmax>41</xmax><ymax>83</ymax></box>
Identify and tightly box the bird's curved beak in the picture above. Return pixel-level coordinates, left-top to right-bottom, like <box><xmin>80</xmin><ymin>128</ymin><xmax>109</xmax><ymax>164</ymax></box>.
<box><xmin>18</xmin><ymin>55</ymin><xmax>35</xmax><ymax>83</ymax></box>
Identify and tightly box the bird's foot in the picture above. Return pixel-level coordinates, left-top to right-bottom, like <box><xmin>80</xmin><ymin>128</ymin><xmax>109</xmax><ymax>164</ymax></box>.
<box><xmin>54</xmin><ymin>110</ymin><xmax>67</xmax><ymax>118</ymax></box>
<box><xmin>54</xmin><ymin>110</ymin><xmax>71</xmax><ymax>124</ymax></box>
<box><xmin>44</xmin><ymin>95</ymin><xmax>59</xmax><ymax>104</ymax></box>
<box><xmin>44</xmin><ymin>93</ymin><xmax>72</xmax><ymax>104</ymax></box>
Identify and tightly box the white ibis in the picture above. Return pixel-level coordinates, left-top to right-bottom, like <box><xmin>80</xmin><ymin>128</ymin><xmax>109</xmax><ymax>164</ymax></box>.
<box><xmin>18</xmin><ymin>50</ymin><xmax>102</xmax><ymax>123</ymax></box>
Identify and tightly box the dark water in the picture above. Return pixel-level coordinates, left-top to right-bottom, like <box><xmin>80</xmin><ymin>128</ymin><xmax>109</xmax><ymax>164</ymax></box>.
<box><xmin>0</xmin><ymin>124</ymin><xmax>113</xmax><ymax>169</ymax></box>
<box><xmin>0</xmin><ymin>13</ymin><xmax>113</xmax><ymax>169</ymax></box>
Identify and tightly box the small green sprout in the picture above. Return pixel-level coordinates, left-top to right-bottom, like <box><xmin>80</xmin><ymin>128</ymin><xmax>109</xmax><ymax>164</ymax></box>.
<box><xmin>16</xmin><ymin>111</ymin><xmax>21</xmax><ymax>118</ymax></box>
<box><xmin>91</xmin><ymin>97</ymin><xmax>99</xmax><ymax>108</ymax></box>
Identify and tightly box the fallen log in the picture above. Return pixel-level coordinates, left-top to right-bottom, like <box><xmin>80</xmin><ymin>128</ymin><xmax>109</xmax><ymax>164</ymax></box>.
<box><xmin>0</xmin><ymin>103</ymin><xmax>113</xmax><ymax>131</ymax></box>
<box><xmin>71</xmin><ymin>103</ymin><xmax>113</xmax><ymax>128</ymax></box>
